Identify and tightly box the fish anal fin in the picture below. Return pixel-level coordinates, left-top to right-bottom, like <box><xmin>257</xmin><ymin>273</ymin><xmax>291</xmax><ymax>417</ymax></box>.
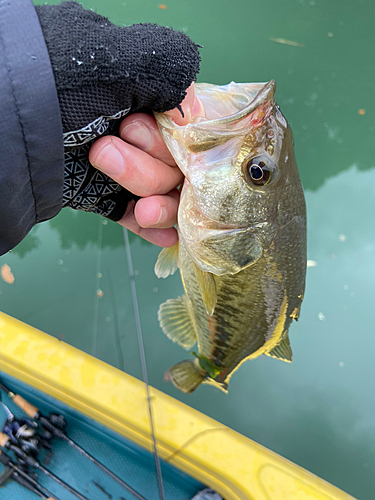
<box><xmin>165</xmin><ymin>359</ymin><xmax>205</xmax><ymax>394</ymax></box>
<box><xmin>158</xmin><ymin>295</ymin><xmax>197</xmax><ymax>349</ymax></box>
<box><xmin>154</xmin><ymin>242</ymin><xmax>179</xmax><ymax>279</ymax></box>
<box><xmin>204</xmin><ymin>378</ymin><xmax>229</xmax><ymax>394</ymax></box>
<box><xmin>265</xmin><ymin>333</ymin><xmax>293</xmax><ymax>362</ymax></box>
<box><xmin>193</xmin><ymin>263</ymin><xmax>217</xmax><ymax>316</ymax></box>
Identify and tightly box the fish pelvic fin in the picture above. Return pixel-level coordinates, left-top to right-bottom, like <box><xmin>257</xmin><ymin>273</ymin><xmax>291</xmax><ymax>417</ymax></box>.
<box><xmin>165</xmin><ymin>359</ymin><xmax>205</xmax><ymax>394</ymax></box>
<box><xmin>193</xmin><ymin>263</ymin><xmax>217</xmax><ymax>316</ymax></box>
<box><xmin>154</xmin><ymin>242</ymin><xmax>179</xmax><ymax>278</ymax></box>
<box><xmin>158</xmin><ymin>295</ymin><xmax>197</xmax><ymax>349</ymax></box>
<box><xmin>264</xmin><ymin>333</ymin><xmax>293</xmax><ymax>362</ymax></box>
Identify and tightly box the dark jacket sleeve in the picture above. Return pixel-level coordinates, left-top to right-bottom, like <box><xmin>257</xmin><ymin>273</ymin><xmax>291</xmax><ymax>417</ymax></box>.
<box><xmin>0</xmin><ymin>0</ymin><xmax>64</xmax><ymax>256</ymax></box>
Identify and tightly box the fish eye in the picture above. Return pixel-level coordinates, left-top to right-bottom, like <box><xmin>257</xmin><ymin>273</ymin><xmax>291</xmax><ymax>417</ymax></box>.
<box><xmin>244</xmin><ymin>156</ymin><xmax>275</xmax><ymax>186</ymax></box>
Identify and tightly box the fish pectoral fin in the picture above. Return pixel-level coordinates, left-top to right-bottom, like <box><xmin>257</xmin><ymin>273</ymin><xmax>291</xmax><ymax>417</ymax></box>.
<box><xmin>165</xmin><ymin>359</ymin><xmax>205</xmax><ymax>394</ymax></box>
<box><xmin>265</xmin><ymin>333</ymin><xmax>293</xmax><ymax>362</ymax></box>
<box><xmin>154</xmin><ymin>242</ymin><xmax>179</xmax><ymax>279</ymax></box>
<box><xmin>158</xmin><ymin>295</ymin><xmax>197</xmax><ymax>349</ymax></box>
<box><xmin>193</xmin><ymin>264</ymin><xmax>217</xmax><ymax>316</ymax></box>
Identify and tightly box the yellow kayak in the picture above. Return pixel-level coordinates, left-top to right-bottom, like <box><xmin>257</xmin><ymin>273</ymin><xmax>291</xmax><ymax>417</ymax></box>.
<box><xmin>0</xmin><ymin>311</ymin><xmax>355</xmax><ymax>500</ymax></box>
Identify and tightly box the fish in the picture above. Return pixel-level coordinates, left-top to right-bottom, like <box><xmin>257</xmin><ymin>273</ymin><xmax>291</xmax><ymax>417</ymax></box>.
<box><xmin>153</xmin><ymin>80</ymin><xmax>306</xmax><ymax>394</ymax></box>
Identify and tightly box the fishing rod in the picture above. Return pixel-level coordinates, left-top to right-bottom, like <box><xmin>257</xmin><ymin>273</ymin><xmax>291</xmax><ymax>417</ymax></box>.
<box><xmin>0</xmin><ymin>381</ymin><xmax>147</xmax><ymax>500</ymax></box>
<box><xmin>12</xmin><ymin>472</ymin><xmax>56</xmax><ymax>500</ymax></box>
<box><xmin>0</xmin><ymin>399</ymin><xmax>49</xmax><ymax>459</ymax></box>
<box><xmin>0</xmin><ymin>448</ymin><xmax>58</xmax><ymax>499</ymax></box>
<box><xmin>0</xmin><ymin>432</ymin><xmax>90</xmax><ymax>500</ymax></box>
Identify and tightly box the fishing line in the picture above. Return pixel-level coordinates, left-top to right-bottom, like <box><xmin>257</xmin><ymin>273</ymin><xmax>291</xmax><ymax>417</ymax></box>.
<box><xmin>92</xmin><ymin>219</ymin><xmax>104</xmax><ymax>357</ymax></box>
<box><xmin>123</xmin><ymin>228</ymin><xmax>166</xmax><ymax>500</ymax></box>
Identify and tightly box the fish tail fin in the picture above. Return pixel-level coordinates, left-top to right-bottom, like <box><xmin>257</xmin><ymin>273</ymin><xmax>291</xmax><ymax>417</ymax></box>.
<box><xmin>165</xmin><ymin>359</ymin><xmax>205</xmax><ymax>394</ymax></box>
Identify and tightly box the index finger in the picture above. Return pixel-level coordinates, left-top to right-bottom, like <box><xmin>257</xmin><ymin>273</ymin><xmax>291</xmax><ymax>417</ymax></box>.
<box><xmin>119</xmin><ymin>113</ymin><xmax>176</xmax><ymax>167</ymax></box>
<box><xmin>89</xmin><ymin>135</ymin><xmax>183</xmax><ymax>197</ymax></box>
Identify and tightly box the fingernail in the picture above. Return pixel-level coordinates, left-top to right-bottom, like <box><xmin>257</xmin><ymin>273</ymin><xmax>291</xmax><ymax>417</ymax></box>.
<box><xmin>122</xmin><ymin>122</ymin><xmax>152</xmax><ymax>150</ymax></box>
<box><xmin>94</xmin><ymin>142</ymin><xmax>124</xmax><ymax>176</ymax></box>
<box><xmin>153</xmin><ymin>206</ymin><xmax>168</xmax><ymax>226</ymax></box>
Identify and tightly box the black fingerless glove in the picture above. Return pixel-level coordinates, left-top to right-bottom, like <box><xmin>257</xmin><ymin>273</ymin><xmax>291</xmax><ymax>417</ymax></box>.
<box><xmin>36</xmin><ymin>1</ymin><xmax>200</xmax><ymax>221</ymax></box>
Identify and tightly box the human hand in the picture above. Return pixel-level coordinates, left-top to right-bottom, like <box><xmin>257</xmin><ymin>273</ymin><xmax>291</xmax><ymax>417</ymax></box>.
<box><xmin>89</xmin><ymin>84</ymin><xmax>205</xmax><ymax>247</ymax></box>
<box><xmin>35</xmin><ymin>2</ymin><xmax>201</xmax><ymax>242</ymax></box>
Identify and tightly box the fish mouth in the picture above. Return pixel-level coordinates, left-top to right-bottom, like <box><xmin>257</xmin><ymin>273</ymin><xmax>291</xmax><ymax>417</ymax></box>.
<box><xmin>156</xmin><ymin>80</ymin><xmax>276</xmax><ymax>134</ymax></box>
<box><xmin>164</xmin><ymin>80</ymin><xmax>277</xmax><ymax>154</ymax></box>
<box><xmin>193</xmin><ymin>80</ymin><xmax>277</xmax><ymax>128</ymax></box>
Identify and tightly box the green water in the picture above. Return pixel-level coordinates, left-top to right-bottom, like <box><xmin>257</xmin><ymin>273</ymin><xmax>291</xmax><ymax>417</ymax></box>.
<box><xmin>1</xmin><ymin>0</ymin><xmax>374</xmax><ymax>498</ymax></box>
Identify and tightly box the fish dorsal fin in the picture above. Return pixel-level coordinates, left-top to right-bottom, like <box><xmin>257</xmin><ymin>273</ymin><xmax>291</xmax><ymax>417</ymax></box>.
<box><xmin>157</xmin><ymin>295</ymin><xmax>197</xmax><ymax>349</ymax></box>
<box><xmin>265</xmin><ymin>333</ymin><xmax>293</xmax><ymax>362</ymax></box>
<box><xmin>154</xmin><ymin>242</ymin><xmax>179</xmax><ymax>278</ymax></box>
<box><xmin>193</xmin><ymin>263</ymin><xmax>217</xmax><ymax>316</ymax></box>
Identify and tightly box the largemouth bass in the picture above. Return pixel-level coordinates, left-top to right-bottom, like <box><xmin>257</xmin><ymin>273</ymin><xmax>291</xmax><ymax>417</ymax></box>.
<box><xmin>154</xmin><ymin>81</ymin><xmax>306</xmax><ymax>394</ymax></box>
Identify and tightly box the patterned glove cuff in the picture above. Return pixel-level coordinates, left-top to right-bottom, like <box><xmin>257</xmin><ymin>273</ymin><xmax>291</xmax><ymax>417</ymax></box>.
<box><xmin>62</xmin><ymin>119</ymin><xmax>135</xmax><ymax>221</ymax></box>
